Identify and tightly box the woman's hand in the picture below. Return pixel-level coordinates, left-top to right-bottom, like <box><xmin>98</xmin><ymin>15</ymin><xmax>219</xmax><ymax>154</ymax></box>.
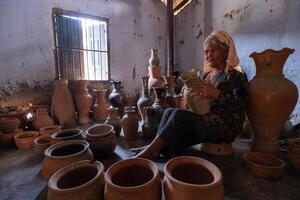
<box><xmin>190</xmin><ymin>81</ymin><xmax>220</xmax><ymax>99</ymax></box>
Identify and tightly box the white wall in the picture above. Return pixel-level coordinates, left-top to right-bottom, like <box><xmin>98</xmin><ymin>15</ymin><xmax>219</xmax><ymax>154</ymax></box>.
<box><xmin>0</xmin><ymin>0</ymin><xmax>167</xmax><ymax>104</ymax></box>
<box><xmin>174</xmin><ymin>0</ymin><xmax>300</xmax><ymax>125</ymax></box>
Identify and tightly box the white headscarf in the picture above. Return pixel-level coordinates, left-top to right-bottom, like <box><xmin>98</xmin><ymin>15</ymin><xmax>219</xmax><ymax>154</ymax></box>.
<box><xmin>204</xmin><ymin>31</ymin><xmax>240</xmax><ymax>74</ymax></box>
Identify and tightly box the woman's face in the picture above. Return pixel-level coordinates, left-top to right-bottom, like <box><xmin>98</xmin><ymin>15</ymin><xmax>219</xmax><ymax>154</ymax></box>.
<box><xmin>204</xmin><ymin>40</ymin><xmax>228</xmax><ymax>70</ymax></box>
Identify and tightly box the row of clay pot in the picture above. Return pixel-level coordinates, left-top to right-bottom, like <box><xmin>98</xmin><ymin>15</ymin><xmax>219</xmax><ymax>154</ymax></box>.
<box><xmin>47</xmin><ymin>156</ymin><xmax>223</xmax><ymax>200</ymax></box>
<box><xmin>287</xmin><ymin>137</ymin><xmax>300</xmax><ymax>172</ymax></box>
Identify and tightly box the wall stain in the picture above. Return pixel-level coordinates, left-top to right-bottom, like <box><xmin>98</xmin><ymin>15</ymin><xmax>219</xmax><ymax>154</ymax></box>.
<box><xmin>180</xmin><ymin>39</ymin><xmax>184</xmax><ymax>45</ymax></box>
<box><xmin>192</xmin><ymin>0</ymin><xmax>202</xmax><ymax>8</ymax></box>
<box><xmin>223</xmin><ymin>4</ymin><xmax>250</xmax><ymax>20</ymax></box>
<box><xmin>196</xmin><ymin>29</ymin><xmax>203</xmax><ymax>40</ymax></box>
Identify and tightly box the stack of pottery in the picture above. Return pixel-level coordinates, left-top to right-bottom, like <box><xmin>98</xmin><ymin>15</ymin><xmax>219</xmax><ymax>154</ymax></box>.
<box><xmin>51</xmin><ymin>129</ymin><xmax>83</xmax><ymax>145</ymax></box>
<box><xmin>122</xmin><ymin>110</ymin><xmax>139</xmax><ymax>141</ymax></box>
<box><xmin>137</xmin><ymin>76</ymin><xmax>153</xmax><ymax>122</ymax></box>
<box><xmin>42</xmin><ymin>140</ymin><xmax>93</xmax><ymax>180</ymax></box>
<box><xmin>34</xmin><ymin>135</ymin><xmax>52</xmax><ymax>154</ymax></box>
<box><xmin>148</xmin><ymin>49</ymin><xmax>164</xmax><ymax>96</ymax></box>
<box><xmin>93</xmin><ymin>89</ymin><xmax>110</xmax><ymax>122</ymax></box>
<box><xmin>86</xmin><ymin>124</ymin><xmax>117</xmax><ymax>157</ymax></box>
<box><xmin>48</xmin><ymin>160</ymin><xmax>105</xmax><ymax>200</ymax></box>
<box><xmin>33</xmin><ymin>107</ymin><xmax>54</xmax><ymax>131</ymax></box>
<box><xmin>105</xmin><ymin>107</ymin><xmax>122</xmax><ymax>137</ymax></box>
<box><xmin>287</xmin><ymin>138</ymin><xmax>300</xmax><ymax>172</ymax></box>
<box><xmin>14</xmin><ymin>131</ymin><xmax>40</xmax><ymax>150</ymax></box>
<box><xmin>108</xmin><ymin>81</ymin><xmax>126</xmax><ymax>117</ymax></box>
<box><xmin>74</xmin><ymin>80</ymin><xmax>93</xmax><ymax>124</ymax></box>
<box><xmin>105</xmin><ymin>158</ymin><xmax>161</xmax><ymax>200</ymax></box>
<box><xmin>39</xmin><ymin>125</ymin><xmax>61</xmax><ymax>136</ymax></box>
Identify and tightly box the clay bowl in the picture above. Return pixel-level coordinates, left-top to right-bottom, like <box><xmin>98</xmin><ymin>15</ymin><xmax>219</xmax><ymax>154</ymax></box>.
<box><xmin>34</xmin><ymin>135</ymin><xmax>52</xmax><ymax>154</ymax></box>
<box><xmin>39</xmin><ymin>125</ymin><xmax>61</xmax><ymax>136</ymax></box>
<box><xmin>51</xmin><ymin>129</ymin><xmax>83</xmax><ymax>145</ymax></box>
<box><xmin>243</xmin><ymin>152</ymin><xmax>285</xmax><ymax>179</ymax></box>
<box><xmin>287</xmin><ymin>150</ymin><xmax>300</xmax><ymax>172</ymax></box>
<box><xmin>288</xmin><ymin>138</ymin><xmax>300</xmax><ymax>155</ymax></box>
<box><xmin>14</xmin><ymin>131</ymin><xmax>40</xmax><ymax>150</ymax></box>
<box><xmin>86</xmin><ymin>124</ymin><xmax>114</xmax><ymax>139</ymax></box>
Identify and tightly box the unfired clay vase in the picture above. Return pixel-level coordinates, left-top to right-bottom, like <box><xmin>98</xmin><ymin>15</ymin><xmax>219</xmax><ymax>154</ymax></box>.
<box><xmin>93</xmin><ymin>89</ymin><xmax>109</xmax><ymax>122</ymax></box>
<box><xmin>163</xmin><ymin>76</ymin><xmax>176</xmax><ymax>107</ymax></box>
<box><xmin>51</xmin><ymin>129</ymin><xmax>83</xmax><ymax>145</ymax></box>
<box><xmin>33</xmin><ymin>107</ymin><xmax>54</xmax><ymax>131</ymax></box>
<box><xmin>122</xmin><ymin>110</ymin><xmax>139</xmax><ymax>141</ymax></box>
<box><xmin>104</xmin><ymin>158</ymin><xmax>161</xmax><ymax>200</ymax></box>
<box><xmin>14</xmin><ymin>131</ymin><xmax>39</xmax><ymax>150</ymax></box>
<box><xmin>51</xmin><ymin>80</ymin><xmax>77</xmax><ymax>128</ymax></box>
<box><xmin>108</xmin><ymin>81</ymin><xmax>126</xmax><ymax>117</ymax></box>
<box><xmin>163</xmin><ymin>156</ymin><xmax>224</xmax><ymax>200</ymax></box>
<box><xmin>48</xmin><ymin>160</ymin><xmax>105</xmax><ymax>200</ymax></box>
<box><xmin>105</xmin><ymin>107</ymin><xmax>122</xmax><ymax>137</ymax></box>
<box><xmin>149</xmin><ymin>49</ymin><xmax>160</xmax><ymax>66</ymax></box>
<box><xmin>42</xmin><ymin>140</ymin><xmax>93</xmax><ymax>181</ymax></box>
<box><xmin>74</xmin><ymin>80</ymin><xmax>93</xmax><ymax>124</ymax></box>
<box><xmin>137</xmin><ymin>76</ymin><xmax>153</xmax><ymax>122</ymax></box>
<box><xmin>247</xmin><ymin>48</ymin><xmax>298</xmax><ymax>153</ymax></box>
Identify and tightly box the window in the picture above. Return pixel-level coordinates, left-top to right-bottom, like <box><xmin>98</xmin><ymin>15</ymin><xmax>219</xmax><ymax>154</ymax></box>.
<box><xmin>53</xmin><ymin>9</ymin><xmax>109</xmax><ymax>81</ymax></box>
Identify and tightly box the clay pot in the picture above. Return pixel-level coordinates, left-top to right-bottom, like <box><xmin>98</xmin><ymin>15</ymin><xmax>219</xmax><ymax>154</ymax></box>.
<box><xmin>122</xmin><ymin>110</ymin><xmax>139</xmax><ymax>141</ymax></box>
<box><xmin>247</xmin><ymin>48</ymin><xmax>298</xmax><ymax>153</ymax></box>
<box><xmin>0</xmin><ymin>117</ymin><xmax>20</xmax><ymax>133</ymax></box>
<box><xmin>14</xmin><ymin>131</ymin><xmax>39</xmax><ymax>150</ymax></box>
<box><xmin>51</xmin><ymin>80</ymin><xmax>77</xmax><ymax>128</ymax></box>
<box><xmin>105</xmin><ymin>158</ymin><xmax>161</xmax><ymax>200</ymax></box>
<box><xmin>142</xmin><ymin>107</ymin><xmax>159</xmax><ymax>140</ymax></box>
<box><xmin>163</xmin><ymin>76</ymin><xmax>176</xmax><ymax>107</ymax></box>
<box><xmin>288</xmin><ymin>150</ymin><xmax>300</xmax><ymax>172</ymax></box>
<box><xmin>288</xmin><ymin>138</ymin><xmax>300</xmax><ymax>155</ymax></box>
<box><xmin>86</xmin><ymin>124</ymin><xmax>117</xmax><ymax>157</ymax></box>
<box><xmin>0</xmin><ymin>129</ymin><xmax>22</xmax><ymax>148</ymax></box>
<box><xmin>39</xmin><ymin>125</ymin><xmax>62</xmax><ymax>136</ymax></box>
<box><xmin>42</xmin><ymin>140</ymin><xmax>93</xmax><ymax>181</ymax></box>
<box><xmin>163</xmin><ymin>156</ymin><xmax>224</xmax><ymax>200</ymax></box>
<box><xmin>137</xmin><ymin>76</ymin><xmax>153</xmax><ymax>122</ymax></box>
<box><xmin>108</xmin><ymin>81</ymin><xmax>126</xmax><ymax>117</ymax></box>
<box><xmin>105</xmin><ymin>107</ymin><xmax>122</xmax><ymax>137</ymax></box>
<box><xmin>93</xmin><ymin>89</ymin><xmax>110</xmax><ymax>122</ymax></box>
<box><xmin>243</xmin><ymin>152</ymin><xmax>285</xmax><ymax>179</ymax></box>
<box><xmin>149</xmin><ymin>49</ymin><xmax>160</xmax><ymax>66</ymax></box>
<box><xmin>48</xmin><ymin>160</ymin><xmax>105</xmax><ymax>200</ymax></box>
<box><xmin>51</xmin><ymin>129</ymin><xmax>83</xmax><ymax>145</ymax></box>
<box><xmin>151</xmin><ymin>87</ymin><xmax>169</xmax><ymax>122</ymax></box>
<box><xmin>34</xmin><ymin>135</ymin><xmax>52</xmax><ymax>154</ymax></box>
<box><xmin>33</xmin><ymin>107</ymin><xmax>54</xmax><ymax>131</ymax></box>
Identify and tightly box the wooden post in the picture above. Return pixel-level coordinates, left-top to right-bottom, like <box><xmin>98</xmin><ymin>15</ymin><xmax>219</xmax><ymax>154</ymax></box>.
<box><xmin>167</xmin><ymin>0</ymin><xmax>174</xmax><ymax>76</ymax></box>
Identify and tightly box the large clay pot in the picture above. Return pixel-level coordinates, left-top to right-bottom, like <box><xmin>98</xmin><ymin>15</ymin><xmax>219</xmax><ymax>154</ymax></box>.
<box><xmin>93</xmin><ymin>89</ymin><xmax>110</xmax><ymax>122</ymax></box>
<box><xmin>14</xmin><ymin>131</ymin><xmax>39</xmax><ymax>150</ymax></box>
<box><xmin>33</xmin><ymin>107</ymin><xmax>54</xmax><ymax>131</ymax></box>
<box><xmin>74</xmin><ymin>80</ymin><xmax>93</xmax><ymax>124</ymax></box>
<box><xmin>42</xmin><ymin>140</ymin><xmax>93</xmax><ymax>181</ymax></box>
<box><xmin>105</xmin><ymin>107</ymin><xmax>122</xmax><ymax>137</ymax></box>
<box><xmin>51</xmin><ymin>80</ymin><xmax>77</xmax><ymax>128</ymax></box>
<box><xmin>122</xmin><ymin>110</ymin><xmax>139</xmax><ymax>141</ymax></box>
<box><xmin>104</xmin><ymin>158</ymin><xmax>161</xmax><ymax>200</ymax></box>
<box><xmin>163</xmin><ymin>156</ymin><xmax>224</xmax><ymax>200</ymax></box>
<box><xmin>180</xmin><ymin>69</ymin><xmax>210</xmax><ymax>115</ymax></box>
<box><xmin>48</xmin><ymin>160</ymin><xmax>105</xmax><ymax>200</ymax></box>
<box><xmin>108</xmin><ymin>81</ymin><xmax>125</xmax><ymax>117</ymax></box>
<box><xmin>137</xmin><ymin>76</ymin><xmax>153</xmax><ymax>122</ymax></box>
<box><xmin>247</xmin><ymin>48</ymin><xmax>298</xmax><ymax>153</ymax></box>
<box><xmin>51</xmin><ymin>129</ymin><xmax>83</xmax><ymax>145</ymax></box>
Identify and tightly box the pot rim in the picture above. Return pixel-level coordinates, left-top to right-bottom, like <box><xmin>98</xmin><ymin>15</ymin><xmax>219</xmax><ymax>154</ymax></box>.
<box><xmin>39</xmin><ymin>125</ymin><xmax>62</xmax><ymax>132</ymax></box>
<box><xmin>51</xmin><ymin>128</ymin><xmax>82</xmax><ymax>140</ymax></box>
<box><xmin>105</xmin><ymin>158</ymin><xmax>159</xmax><ymax>191</ymax></box>
<box><xmin>164</xmin><ymin>156</ymin><xmax>223</xmax><ymax>188</ymax></box>
<box><xmin>243</xmin><ymin>152</ymin><xmax>285</xmax><ymax>170</ymax></box>
<box><xmin>48</xmin><ymin>160</ymin><xmax>104</xmax><ymax>192</ymax></box>
<box><xmin>14</xmin><ymin>131</ymin><xmax>39</xmax><ymax>140</ymax></box>
<box><xmin>34</xmin><ymin>135</ymin><xmax>52</xmax><ymax>145</ymax></box>
<box><xmin>86</xmin><ymin>124</ymin><xmax>114</xmax><ymax>138</ymax></box>
<box><xmin>44</xmin><ymin>140</ymin><xmax>89</xmax><ymax>159</ymax></box>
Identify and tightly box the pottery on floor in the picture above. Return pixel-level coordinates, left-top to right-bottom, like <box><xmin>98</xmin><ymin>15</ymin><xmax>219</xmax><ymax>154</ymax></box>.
<box><xmin>14</xmin><ymin>131</ymin><xmax>39</xmax><ymax>150</ymax></box>
<box><xmin>39</xmin><ymin>125</ymin><xmax>61</xmax><ymax>136</ymax></box>
<box><xmin>51</xmin><ymin>129</ymin><xmax>83</xmax><ymax>145</ymax></box>
<box><xmin>34</xmin><ymin>135</ymin><xmax>52</xmax><ymax>154</ymax></box>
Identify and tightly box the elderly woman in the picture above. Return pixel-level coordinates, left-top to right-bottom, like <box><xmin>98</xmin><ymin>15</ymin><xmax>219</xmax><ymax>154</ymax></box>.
<box><xmin>134</xmin><ymin>31</ymin><xmax>249</xmax><ymax>159</ymax></box>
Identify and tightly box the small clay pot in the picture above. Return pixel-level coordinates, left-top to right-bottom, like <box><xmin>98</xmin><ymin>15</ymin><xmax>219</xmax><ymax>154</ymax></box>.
<box><xmin>48</xmin><ymin>160</ymin><xmax>105</xmax><ymax>200</ymax></box>
<box><xmin>34</xmin><ymin>135</ymin><xmax>52</xmax><ymax>154</ymax></box>
<box><xmin>105</xmin><ymin>158</ymin><xmax>161</xmax><ymax>200</ymax></box>
<box><xmin>51</xmin><ymin>129</ymin><xmax>83</xmax><ymax>145</ymax></box>
<box><xmin>243</xmin><ymin>152</ymin><xmax>285</xmax><ymax>179</ymax></box>
<box><xmin>14</xmin><ymin>131</ymin><xmax>39</xmax><ymax>150</ymax></box>
<box><xmin>39</xmin><ymin>125</ymin><xmax>62</xmax><ymax>136</ymax></box>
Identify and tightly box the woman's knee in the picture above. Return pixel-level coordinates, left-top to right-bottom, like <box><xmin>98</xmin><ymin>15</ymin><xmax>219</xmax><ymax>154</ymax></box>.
<box><xmin>163</xmin><ymin>108</ymin><xmax>177</xmax><ymax>117</ymax></box>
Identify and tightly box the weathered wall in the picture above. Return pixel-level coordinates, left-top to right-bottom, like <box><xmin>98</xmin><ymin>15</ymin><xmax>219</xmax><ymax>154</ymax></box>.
<box><xmin>0</xmin><ymin>0</ymin><xmax>167</xmax><ymax>106</ymax></box>
<box><xmin>174</xmin><ymin>0</ymin><xmax>300</xmax><ymax>124</ymax></box>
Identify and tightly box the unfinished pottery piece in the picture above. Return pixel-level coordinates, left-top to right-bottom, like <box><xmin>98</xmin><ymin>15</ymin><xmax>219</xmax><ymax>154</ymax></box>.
<box><xmin>247</xmin><ymin>48</ymin><xmax>298</xmax><ymax>153</ymax></box>
<box><xmin>93</xmin><ymin>89</ymin><xmax>110</xmax><ymax>122</ymax></box>
<box><xmin>39</xmin><ymin>125</ymin><xmax>61</xmax><ymax>136</ymax></box>
<box><xmin>122</xmin><ymin>110</ymin><xmax>139</xmax><ymax>141</ymax></box>
<box><xmin>163</xmin><ymin>156</ymin><xmax>224</xmax><ymax>200</ymax></box>
<box><xmin>163</xmin><ymin>76</ymin><xmax>176</xmax><ymax>107</ymax></box>
<box><xmin>243</xmin><ymin>152</ymin><xmax>285</xmax><ymax>179</ymax></box>
<box><xmin>34</xmin><ymin>135</ymin><xmax>52</xmax><ymax>154</ymax></box>
<box><xmin>51</xmin><ymin>129</ymin><xmax>83</xmax><ymax>145</ymax></box>
<box><xmin>14</xmin><ymin>131</ymin><xmax>39</xmax><ymax>150</ymax></box>
<box><xmin>48</xmin><ymin>160</ymin><xmax>105</xmax><ymax>200</ymax></box>
<box><xmin>105</xmin><ymin>158</ymin><xmax>161</xmax><ymax>200</ymax></box>
<box><xmin>149</xmin><ymin>49</ymin><xmax>160</xmax><ymax>66</ymax></box>
<box><xmin>42</xmin><ymin>140</ymin><xmax>93</xmax><ymax>181</ymax></box>
<box><xmin>137</xmin><ymin>76</ymin><xmax>153</xmax><ymax>122</ymax></box>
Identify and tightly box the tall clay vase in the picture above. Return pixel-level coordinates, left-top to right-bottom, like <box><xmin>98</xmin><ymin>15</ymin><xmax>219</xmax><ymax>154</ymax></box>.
<box><xmin>105</xmin><ymin>107</ymin><xmax>122</xmax><ymax>137</ymax></box>
<box><xmin>51</xmin><ymin>80</ymin><xmax>77</xmax><ymax>128</ymax></box>
<box><xmin>137</xmin><ymin>76</ymin><xmax>153</xmax><ymax>122</ymax></box>
<box><xmin>33</xmin><ymin>107</ymin><xmax>54</xmax><ymax>131</ymax></box>
<box><xmin>142</xmin><ymin>107</ymin><xmax>160</xmax><ymax>140</ymax></box>
<box><xmin>74</xmin><ymin>80</ymin><xmax>93</xmax><ymax>124</ymax></box>
<box><xmin>248</xmin><ymin>48</ymin><xmax>298</xmax><ymax>153</ymax></box>
<box><xmin>151</xmin><ymin>87</ymin><xmax>169</xmax><ymax>122</ymax></box>
<box><xmin>149</xmin><ymin>49</ymin><xmax>160</xmax><ymax>66</ymax></box>
<box><xmin>122</xmin><ymin>110</ymin><xmax>139</xmax><ymax>141</ymax></box>
<box><xmin>93</xmin><ymin>89</ymin><xmax>109</xmax><ymax>122</ymax></box>
<box><xmin>163</xmin><ymin>76</ymin><xmax>176</xmax><ymax>107</ymax></box>
<box><xmin>108</xmin><ymin>81</ymin><xmax>126</xmax><ymax>117</ymax></box>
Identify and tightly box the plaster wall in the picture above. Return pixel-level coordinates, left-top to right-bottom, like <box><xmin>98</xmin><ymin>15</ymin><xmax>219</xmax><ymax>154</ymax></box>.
<box><xmin>0</xmin><ymin>0</ymin><xmax>167</xmax><ymax>105</ymax></box>
<box><xmin>174</xmin><ymin>0</ymin><xmax>300</xmax><ymax>124</ymax></box>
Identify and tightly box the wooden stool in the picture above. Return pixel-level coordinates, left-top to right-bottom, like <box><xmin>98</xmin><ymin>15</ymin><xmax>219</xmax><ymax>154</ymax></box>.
<box><xmin>201</xmin><ymin>142</ymin><xmax>233</xmax><ymax>156</ymax></box>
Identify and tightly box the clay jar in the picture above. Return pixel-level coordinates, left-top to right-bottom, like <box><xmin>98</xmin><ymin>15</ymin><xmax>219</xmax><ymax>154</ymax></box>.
<box><xmin>14</xmin><ymin>131</ymin><xmax>40</xmax><ymax>150</ymax></box>
<box><xmin>137</xmin><ymin>76</ymin><xmax>153</xmax><ymax>122</ymax></box>
<box><xmin>93</xmin><ymin>89</ymin><xmax>109</xmax><ymax>122</ymax></box>
<box><xmin>33</xmin><ymin>107</ymin><xmax>54</xmax><ymax>131</ymax></box>
<box><xmin>51</xmin><ymin>80</ymin><xmax>77</xmax><ymax>128</ymax></box>
<box><xmin>142</xmin><ymin>107</ymin><xmax>159</xmax><ymax>140</ymax></box>
<box><xmin>74</xmin><ymin>80</ymin><xmax>93</xmax><ymax>124</ymax></box>
<box><xmin>151</xmin><ymin>87</ymin><xmax>169</xmax><ymax>122</ymax></box>
<box><xmin>48</xmin><ymin>160</ymin><xmax>105</xmax><ymax>200</ymax></box>
<box><xmin>34</xmin><ymin>135</ymin><xmax>52</xmax><ymax>155</ymax></box>
<box><xmin>39</xmin><ymin>125</ymin><xmax>62</xmax><ymax>136</ymax></box>
<box><xmin>122</xmin><ymin>110</ymin><xmax>139</xmax><ymax>141</ymax></box>
<box><xmin>105</xmin><ymin>107</ymin><xmax>122</xmax><ymax>137</ymax></box>
<box><xmin>108</xmin><ymin>81</ymin><xmax>125</xmax><ymax>117</ymax></box>
<box><xmin>86</xmin><ymin>124</ymin><xmax>117</xmax><ymax>157</ymax></box>
<box><xmin>163</xmin><ymin>156</ymin><xmax>224</xmax><ymax>200</ymax></box>
<box><xmin>51</xmin><ymin>129</ymin><xmax>83</xmax><ymax>145</ymax></box>
<box><xmin>247</xmin><ymin>48</ymin><xmax>298</xmax><ymax>153</ymax></box>
<box><xmin>163</xmin><ymin>76</ymin><xmax>176</xmax><ymax>107</ymax></box>
<box><xmin>104</xmin><ymin>158</ymin><xmax>161</xmax><ymax>200</ymax></box>
<box><xmin>42</xmin><ymin>140</ymin><xmax>93</xmax><ymax>181</ymax></box>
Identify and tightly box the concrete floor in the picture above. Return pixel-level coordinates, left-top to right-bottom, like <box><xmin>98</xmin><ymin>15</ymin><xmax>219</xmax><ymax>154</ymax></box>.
<box><xmin>0</xmin><ymin>123</ymin><xmax>300</xmax><ymax>200</ymax></box>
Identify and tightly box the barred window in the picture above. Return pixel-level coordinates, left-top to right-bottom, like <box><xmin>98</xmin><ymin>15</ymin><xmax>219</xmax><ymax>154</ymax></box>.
<box><xmin>53</xmin><ymin>9</ymin><xmax>109</xmax><ymax>81</ymax></box>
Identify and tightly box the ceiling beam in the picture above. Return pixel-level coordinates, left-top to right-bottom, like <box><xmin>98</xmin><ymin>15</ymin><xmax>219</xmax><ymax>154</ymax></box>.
<box><xmin>167</xmin><ymin>0</ymin><xmax>174</xmax><ymax>76</ymax></box>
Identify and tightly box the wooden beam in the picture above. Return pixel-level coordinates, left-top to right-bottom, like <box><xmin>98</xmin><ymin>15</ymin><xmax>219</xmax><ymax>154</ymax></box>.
<box><xmin>173</xmin><ymin>0</ymin><xmax>189</xmax><ymax>13</ymax></box>
<box><xmin>167</xmin><ymin>0</ymin><xmax>174</xmax><ymax>76</ymax></box>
